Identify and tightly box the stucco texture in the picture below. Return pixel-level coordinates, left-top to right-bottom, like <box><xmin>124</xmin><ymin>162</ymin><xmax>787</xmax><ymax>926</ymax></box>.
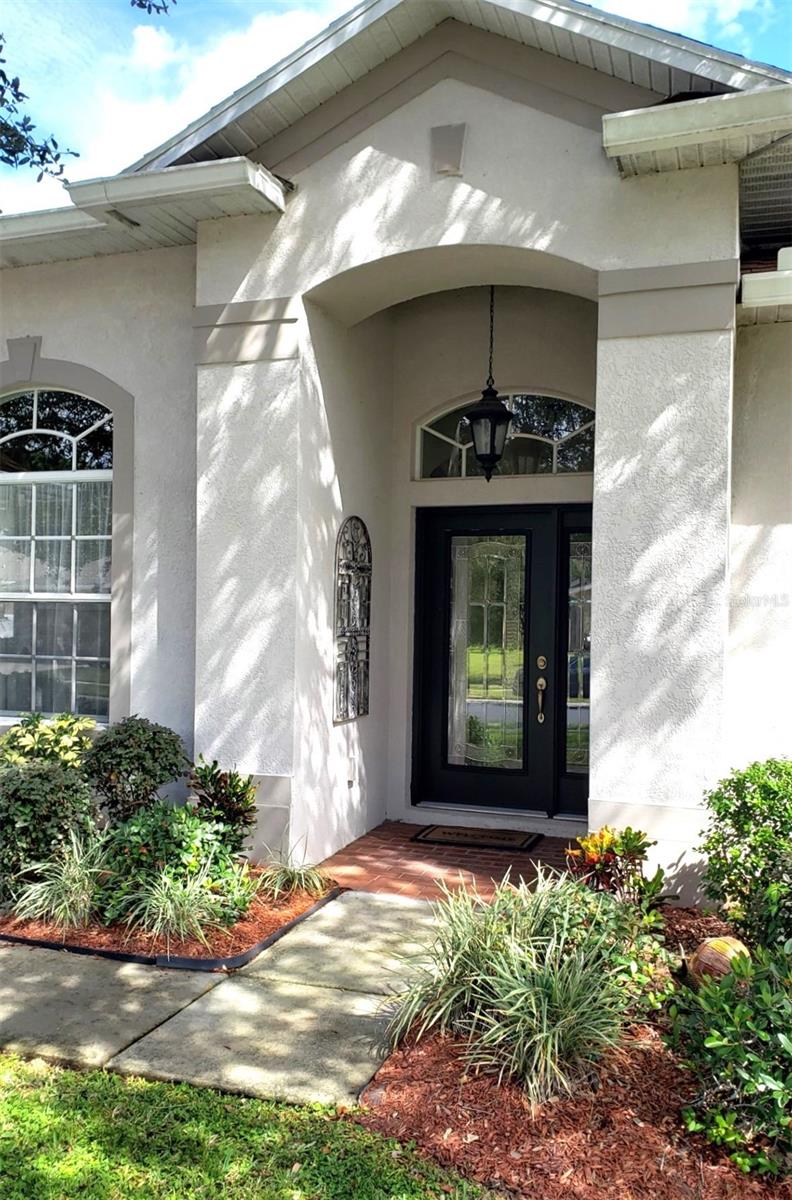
<box><xmin>590</xmin><ymin>329</ymin><xmax>734</xmax><ymax>886</ymax></box>
<box><xmin>728</xmin><ymin>322</ymin><xmax>792</xmax><ymax>767</ymax></box>
<box><xmin>196</xmin><ymin>77</ymin><xmax>738</xmax><ymax>313</ymax></box>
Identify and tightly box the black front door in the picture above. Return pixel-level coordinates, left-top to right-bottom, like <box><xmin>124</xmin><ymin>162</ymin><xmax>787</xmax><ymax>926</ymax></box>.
<box><xmin>412</xmin><ymin>506</ymin><xmax>590</xmax><ymax>817</ymax></box>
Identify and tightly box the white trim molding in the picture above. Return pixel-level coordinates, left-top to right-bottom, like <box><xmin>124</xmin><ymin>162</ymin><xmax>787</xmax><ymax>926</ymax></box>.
<box><xmin>193</xmin><ymin>297</ymin><xmax>300</xmax><ymax>365</ymax></box>
<box><xmin>598</xmin><ymin>258</ymin><xmax>739</xmax><ymax>338</ymax></box>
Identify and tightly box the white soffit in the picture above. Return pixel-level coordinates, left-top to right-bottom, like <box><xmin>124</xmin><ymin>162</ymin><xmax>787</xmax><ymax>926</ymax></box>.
<box><xmin>126</xmin><ymin>0</ymin><xmax>792</xmax><ymax>173</ymax></box>
<box><xmin>603</xmin><ymin>85</ymin><xmax>792</xmax><ymax>175</ymax></box>
<box><xmin>0</xmin><ymin>158</ymin><xmax>285</xmax><ymax>269</ymax></box>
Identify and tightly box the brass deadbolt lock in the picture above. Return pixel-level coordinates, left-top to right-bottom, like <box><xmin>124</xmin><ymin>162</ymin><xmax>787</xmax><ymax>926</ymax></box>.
<box><xmin>536</xmin><ymin>655</ymin><xmax>547</xmax><ymax>669</ymax></box>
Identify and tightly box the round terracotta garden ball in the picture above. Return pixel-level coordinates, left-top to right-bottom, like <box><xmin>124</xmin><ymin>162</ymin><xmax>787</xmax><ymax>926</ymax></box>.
<box><xmin>688</xmin><ymin>936</ymin><xmax>750</xmax><ymax>985</ymax></box>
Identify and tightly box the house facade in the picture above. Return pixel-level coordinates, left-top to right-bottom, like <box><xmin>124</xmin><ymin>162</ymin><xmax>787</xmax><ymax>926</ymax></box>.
<box><xmin>1</xmin><ymin>0</ymin><xmax>791</xmax><ymax>886</ymax></box>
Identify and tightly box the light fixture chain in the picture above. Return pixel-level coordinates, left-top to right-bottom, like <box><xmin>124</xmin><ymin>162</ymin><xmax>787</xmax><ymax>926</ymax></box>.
<box><xmin>486</xmin><ymin>284</ymin><xmax>495</xmax><ymax>388</ymax></box>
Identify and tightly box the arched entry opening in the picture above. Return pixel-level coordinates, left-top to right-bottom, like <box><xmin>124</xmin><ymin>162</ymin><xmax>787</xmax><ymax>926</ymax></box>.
<box><xmin>299</xmin><ymin>247</ymin><xmax>596</xmax><ymax>836</ymax></box>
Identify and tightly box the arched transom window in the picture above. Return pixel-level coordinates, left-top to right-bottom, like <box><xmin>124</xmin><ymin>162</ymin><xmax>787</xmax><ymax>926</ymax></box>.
<box><xmin>0</xmin><ymin>389</ymin><xmax>113</xmax><ymax>719</ymax></box>
<box><xmin>419</xmin><ymin>394</ymin><xmax>594</xmax><ymax>479</ymax></box>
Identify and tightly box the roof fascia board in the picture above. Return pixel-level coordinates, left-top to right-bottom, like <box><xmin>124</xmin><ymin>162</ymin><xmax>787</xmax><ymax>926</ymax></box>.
<box><xmin>0</xmin><ymin>207</ymin><xmax>107</xmax><ymax>245</ymax></box>
<box><xmin>603</xmin><ymin>85</ymin><xmax>792</xmax><ymax>158</ymax></box>
<box><xmin>68</xmin><ymin>156</ymin><xmax>285</xmax><ymax>214</ymax></box>
<box><xmin>492</xmin><ymin>0</ymin><xmax>791</xmax><ymax>89</ymax></box>
<box><xmin>125</xmin><ymin>0</ymin><xmax>792</xmax><ymax>174</ymax></box>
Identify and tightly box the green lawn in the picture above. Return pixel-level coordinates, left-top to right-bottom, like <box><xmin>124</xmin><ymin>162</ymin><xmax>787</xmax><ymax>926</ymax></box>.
<box><xmin>0</xmin><ymin>1054</ymin><xmax>485</xmax><ymax>1200</ymax></box>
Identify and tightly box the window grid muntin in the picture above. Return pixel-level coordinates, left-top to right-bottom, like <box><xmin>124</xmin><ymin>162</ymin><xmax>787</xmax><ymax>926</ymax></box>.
<box><xmin>419</xmin><ymin>394</ymin><xmax>595</xmax><ymax>480</ymax></box>
<box><xmin>0</xmin><ymin>388</ymin><xmax>112</xmax><ymax>719</ymax></box>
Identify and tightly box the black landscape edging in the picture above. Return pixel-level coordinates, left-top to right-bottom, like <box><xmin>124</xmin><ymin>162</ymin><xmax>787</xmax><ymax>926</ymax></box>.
<box><xmin>0</xmin><ymin>887</ymin><xmax>342</xmax><ymax>973</ymax></box>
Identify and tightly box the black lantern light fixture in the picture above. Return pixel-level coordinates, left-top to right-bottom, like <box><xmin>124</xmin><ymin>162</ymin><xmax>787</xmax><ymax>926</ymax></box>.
<box><xmin>465</xmin><ymin>285</ymin><xmax>512</xmax><ymax>481</ymax></box>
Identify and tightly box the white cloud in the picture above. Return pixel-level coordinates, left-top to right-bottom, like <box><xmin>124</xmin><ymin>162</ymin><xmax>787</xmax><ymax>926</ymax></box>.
<box><xmin>601</xmin><ymin>0</ymin><xmax>773</xmax><ymax>43</ymax></box>
<box><xmin>0</xmin><ymin>0</ymin><xmax>349</xmax><ymax>214</ymax></box>
<box><xmin>130</xmin><ymin>25</ymin><xmax>179</xmax><ymax>72</ymax></box>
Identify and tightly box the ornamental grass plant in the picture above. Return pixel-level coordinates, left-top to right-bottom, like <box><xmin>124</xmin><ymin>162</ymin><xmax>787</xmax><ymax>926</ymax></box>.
<box><xmin>388</xmin><ymin>868</ymin><xmax>670</xmax><ymax>1105</ymax></box>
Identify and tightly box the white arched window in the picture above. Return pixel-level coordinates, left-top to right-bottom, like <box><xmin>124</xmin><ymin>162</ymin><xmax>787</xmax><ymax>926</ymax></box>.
<box><xmin>419</xmin><ymin>393</ymin><xmax>594</xmax><ymax>479</ymax></box>
<box><xmin>0</xmin><ymin>389</ymin><xmax>112</xmax><ymax>718</ymax></box>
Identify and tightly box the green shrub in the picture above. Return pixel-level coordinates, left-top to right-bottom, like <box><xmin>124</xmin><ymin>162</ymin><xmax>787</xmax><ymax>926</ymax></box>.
<box><xmin>13</xmin><ymin>830</ymin><xmax>107</xmax><ymax>929</ymax></box>
<box><xmin>100</xmin><ymin>801</ymin><xmax>228</xmax><ymax>922</ymax></box>
<box><xmin>668</xmin><ymin>943</ymin><xmax>792</xmax><ymax>1175</ymax></box>
<box><xmin>390</xmin><ymin>870</ymin><xmax>672</xmax><ymax>1103</ymax></box>
<box><xmin>189</xmin><ymin>756</ymin><xmax>257</xmax><ymax>855</ymax></box>
<box><xmin>0</xmin><ymin>762</ymin><xmax>95</xmax><ymax>900</ymax></box>
<box><xmin>84</xmin><ymin>716</ymin><xmax>186</xmax><ymax>823</ymax></box>
<box><xmin>0</xmin><ymin>712</ymin><xmax>96</xmax><ymax>769</ymax></box>
<box><xmin>699</xmin><ymin>759</ymin><xmax>792</xmax><ymax>947</ymax></box>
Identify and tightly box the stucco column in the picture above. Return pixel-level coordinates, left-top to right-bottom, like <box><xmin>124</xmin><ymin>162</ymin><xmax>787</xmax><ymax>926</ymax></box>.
<box><xmin>193</xmin><ymin>299</ymin><xmax>302</xmax><ymax>855</ymax></box>
<box><xmin>589</xmin><ymin>260</ymin><xmax>738</xmax><ymax>885</ymax></box>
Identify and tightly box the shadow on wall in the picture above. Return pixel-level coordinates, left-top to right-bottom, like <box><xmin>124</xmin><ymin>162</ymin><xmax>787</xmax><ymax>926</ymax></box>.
<box><xmin>589</xmin><ymin>332</ymin><xmax>735</xmax><ymax>838</ymax></box>
<box><xmin>286</xmin><ymin>302</ymin><xmax>393</xmax><ymax>863</ymax></box>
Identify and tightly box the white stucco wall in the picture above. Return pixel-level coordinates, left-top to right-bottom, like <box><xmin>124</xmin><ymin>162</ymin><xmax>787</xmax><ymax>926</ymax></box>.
<box><xmin>0</xmin><ymin>246</ymin><xmax>197</xmax><ymax>746</ymax></box>
<box><xmin>196</xmin><ymin>77</ymin><xmax>738</xmax><ymax>314</ymax></box>
<box><xmin>727</xmin><ymin>322</ymin><xmax>792</xmax><ymax>767</ymax></box>
<box><xmin>286</xmin><ymin>306</ymin><xmax>393</xmax><ymax>862</ymax></box>
<box><xmin>589</xmin><ymin>330</ymin><xmax>735</xmax><ymax>893</ymax></box>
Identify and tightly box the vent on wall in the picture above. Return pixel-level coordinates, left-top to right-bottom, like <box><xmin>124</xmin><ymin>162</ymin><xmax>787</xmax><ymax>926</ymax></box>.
<box><xmin>431</xmin><ymin>124</ymin><xmax>466</xmax><ymax>177</ymax></box>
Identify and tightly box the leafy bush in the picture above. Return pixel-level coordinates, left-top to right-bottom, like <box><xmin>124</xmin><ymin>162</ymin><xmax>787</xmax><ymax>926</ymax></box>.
<box><xmin>669</xmin><ymin>943</ymin><xmax>792</xmax><ymax>1175</ymax></box>
<box><xmin>100</xmin><ymin>801</ymin><xmax>228</xmax><ymax>923</ymax></box>
<box><xmin>0</xmin><ymin>712</ymin><xmax>96</xmax><ymax>770</ymax></box>
<box><xmin>84</xmin><ymin>716</ymin><xmax>186</xmax><ymax>823</ymax></box>
<box><xmin>699</xmin><ymin>759</ymin><xmax>792</xmax><ymax>947</ymax></box>
<box><xmin>189</xmin><ymin>756</ymin><xmax>257</xmax><ymax>855</ymax></box>
<box><xmin>566</xmin><ymin>824</ymin><xmax>668</xmax><ymax>908</ymax></box>
<box><xmin>390</xmin><ymin>871</ymin><xmax>672</xmax><ymax>1103</ymax></box>
<box><xmin>0</xmin><ymin>762</ymin><xmax>95</xmax><ymax>900</ymax></box>
<box><xmin>13</xmin><ymin>830</ymin><xmax>107</xmax><ymax>929</ymax></box>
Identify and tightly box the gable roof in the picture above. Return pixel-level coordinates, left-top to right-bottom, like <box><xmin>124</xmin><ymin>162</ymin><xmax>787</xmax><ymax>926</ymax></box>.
<box><xmin>127</xmin><ymin>0</ymin><xmax>792</xmax><ymax>174</ymax></box>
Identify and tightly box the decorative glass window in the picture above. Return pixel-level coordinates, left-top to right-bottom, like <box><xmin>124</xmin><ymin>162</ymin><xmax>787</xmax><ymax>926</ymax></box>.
<box><xmin>334</xmin><ymin>516</ymin><xmax>371</xmax><ymax>723</ymax></box>
<box><xmin>565</xmin><ymin>533</ymin><xmax>591</xmax><ymax>774</ymax></box>
<box><xmin>0</xmin><ymin>389</ymin><xmax>112</xmax><ymax>719</ymax></box>
<box><xmin>419</xmin><ymin>393</ymin><xmax>594</xmax><ymax>479</ymax></box>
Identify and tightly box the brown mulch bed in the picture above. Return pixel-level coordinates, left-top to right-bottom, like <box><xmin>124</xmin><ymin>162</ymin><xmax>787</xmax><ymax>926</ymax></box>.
<box><xmin>0</xmin><ymin>883</ymin><xmax>333</xmax><ymax>960</ymax></box>
<box><xmin>358</xmin><ymin>1029</ymin><xmax>789</xmax><ymax>1200</ymax></box>
<box><xmin>660</xmin><ymin>904</ymin><xmax>737</xmax><ymax>956</ymax></box>
<box><xmin>357</xmin><ymin>905</ymin><xmax>788</xmax><ymax>1200</ymax></box>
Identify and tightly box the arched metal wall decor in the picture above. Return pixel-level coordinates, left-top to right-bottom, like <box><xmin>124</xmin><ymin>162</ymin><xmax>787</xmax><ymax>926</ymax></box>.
<box><xmin>334</xmin><ymin>516</ymin><xmax>372</xmax><ymax>723</ymax></box>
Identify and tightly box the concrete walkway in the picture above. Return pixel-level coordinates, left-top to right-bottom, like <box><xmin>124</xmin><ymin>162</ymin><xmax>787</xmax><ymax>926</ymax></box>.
<box><xmin>0</xmin><ymin>891</ymin><xmax>436</xmax><ymax>1105</ymax></box>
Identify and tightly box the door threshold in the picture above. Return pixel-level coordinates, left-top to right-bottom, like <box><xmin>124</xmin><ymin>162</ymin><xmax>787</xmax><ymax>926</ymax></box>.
<box><xmin>417</xmin><ymin>802</ymin><xmax>549</xmax><ymax>819</ymax></box>
<box><xmin>410</xmin><ymin>803</ymin><xmax>588</xmax><ymax>839</ymax></box>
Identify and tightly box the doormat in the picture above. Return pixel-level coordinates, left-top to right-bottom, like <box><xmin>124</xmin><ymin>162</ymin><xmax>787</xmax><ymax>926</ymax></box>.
<box><xmin>412</xmin><ymin>826</ymin><xmax>542</xmax><ymax>853</ymax></box>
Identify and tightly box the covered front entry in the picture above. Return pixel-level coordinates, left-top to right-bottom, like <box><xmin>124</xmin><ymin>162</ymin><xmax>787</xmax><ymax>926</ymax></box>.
<box><xmin>412</xmin><ymin>505</ymin><xmax>590</xmax><ymax>818</ymax></box>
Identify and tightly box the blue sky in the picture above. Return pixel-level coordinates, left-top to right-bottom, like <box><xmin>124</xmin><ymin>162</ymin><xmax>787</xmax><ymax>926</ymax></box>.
<box><xmin>2</xmin><ymin>0</ymin><xmax>790</xmax><ymax>214</ymax></box>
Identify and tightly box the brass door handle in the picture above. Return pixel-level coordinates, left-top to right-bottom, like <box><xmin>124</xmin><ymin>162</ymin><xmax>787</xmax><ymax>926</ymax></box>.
<box><xmin>536</xmin><ymin>676</ymin><xmax>547</xmax><ymax>724</ymax></box>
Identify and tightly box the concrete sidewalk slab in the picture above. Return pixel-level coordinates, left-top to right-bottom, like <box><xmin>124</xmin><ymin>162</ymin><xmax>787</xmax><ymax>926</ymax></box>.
<box><xmin>0</xmin><ymin>944</ymin><xmax>219</xmax><ymax>1067</ymax></box>
<box><xmin>108</xmin><ymin>974</ymin><xmax>389</xmax><ymax>1105</ymax></box>
<box><xmin>242</xmin><ymin>890</ymin><xmax>436</xmax><ymax>995</ymax></box>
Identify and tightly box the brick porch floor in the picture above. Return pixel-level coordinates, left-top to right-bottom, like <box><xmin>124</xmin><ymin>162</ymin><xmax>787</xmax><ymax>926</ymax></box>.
<box><xmin>319</xmin><ymin>820</ymin><xmax>570</xmax><ymax>901</ymax></box>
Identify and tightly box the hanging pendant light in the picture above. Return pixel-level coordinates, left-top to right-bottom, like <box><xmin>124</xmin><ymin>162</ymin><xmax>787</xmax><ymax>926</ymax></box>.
<box><xmin>465</xmin><ymin>285</ymin><xmax>512</xmax><ymax>481</ymax></box>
